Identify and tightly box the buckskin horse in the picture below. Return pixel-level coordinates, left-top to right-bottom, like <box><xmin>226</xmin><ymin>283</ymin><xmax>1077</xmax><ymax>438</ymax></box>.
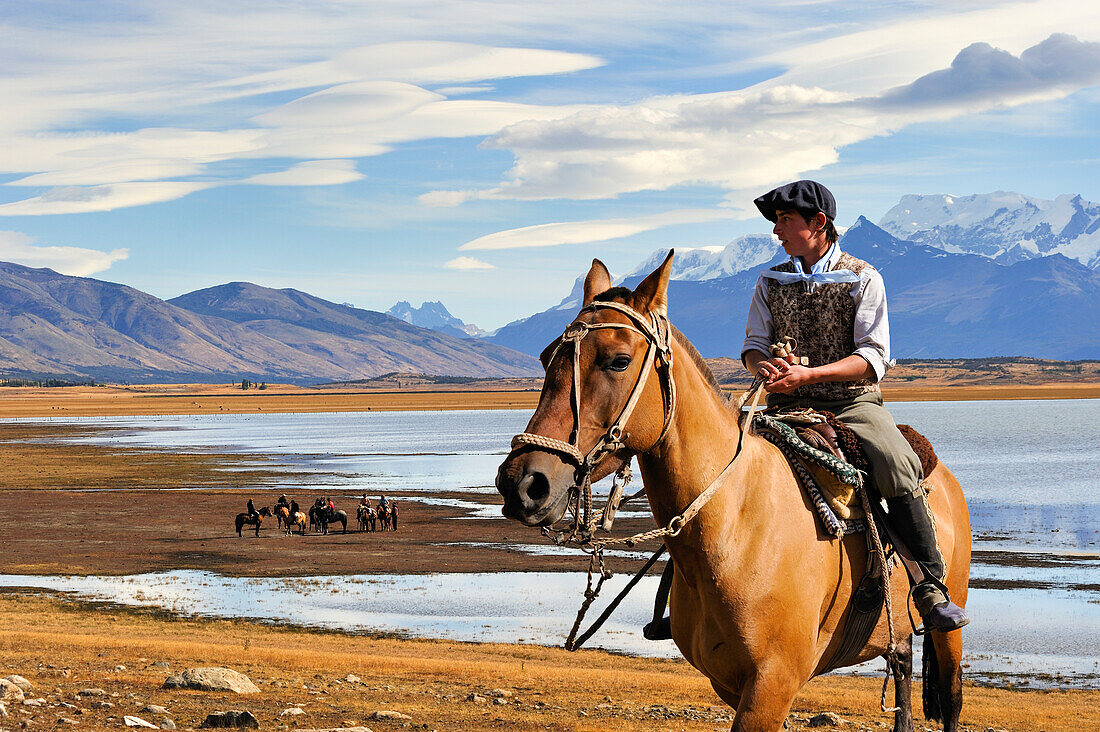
<box><xmin>235</xmin><ymin>506</ymin><xmax>272</xmax><ymax>537</ymax></box>
<box><xmin>495</xmin><ymin>254</ymin><xmax>971</xmax><ymax>732</ymax></box>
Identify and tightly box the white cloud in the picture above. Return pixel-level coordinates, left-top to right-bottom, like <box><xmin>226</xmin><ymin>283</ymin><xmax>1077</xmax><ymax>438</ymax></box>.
<box><xmin>0</xmin><ymin>230</ymin><xmax>128</xmax><ymax>275</ymax></box>
<box><xmin>218</xmin><ymin>41</ymin><xmax>603</xmax><ymax>97</ymax></box>
<box><xmin>447</xmin><ymin>34</ymin><xmax>1100</xmax><ymax>204</ymax></box>
<box><xmin>444</xmin><ymin>256</ymin><xmax>495</xmax><ymax>270</ymax></box>
<box><xmin>459</xmin><ymin>208</ymin><xmax>737</xmax><ymax>250</ymax></box>
<box><xmin>243</xmin><ymin>159</ymin><xmax>364</xmax><ymax>187</ymax></box>
<box><xmin>419</xmin><ymin>189</ymin><xmax>479</xmax><ymax>207</ymax></box>
<box><xmin>0</xmin><ymin>182</ymin><xmax>215</xmax><ymax>216</ymax></box>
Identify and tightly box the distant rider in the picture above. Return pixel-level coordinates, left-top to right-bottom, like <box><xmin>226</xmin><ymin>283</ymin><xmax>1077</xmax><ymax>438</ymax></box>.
<box><xmin>246</xmin><ymin>497</ymin><xmax>257</xmax><ymax>519</ymax></box>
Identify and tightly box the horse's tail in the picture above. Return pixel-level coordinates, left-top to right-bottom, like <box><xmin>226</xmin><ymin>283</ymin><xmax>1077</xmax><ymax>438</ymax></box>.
<box><xmin>922</xmin><ymin>631</ymin><xmax>941</xmax><ymax>722</ymax></box>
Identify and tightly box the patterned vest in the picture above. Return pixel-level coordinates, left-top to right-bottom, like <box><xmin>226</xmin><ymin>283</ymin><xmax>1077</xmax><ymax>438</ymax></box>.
<box><xmin>764</xmin><ymin>252</ymin><xmax>880</xmax><ymax>401</ymax></box>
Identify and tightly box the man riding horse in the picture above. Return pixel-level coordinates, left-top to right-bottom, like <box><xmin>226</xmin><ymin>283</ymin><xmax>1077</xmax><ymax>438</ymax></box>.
<box><xmin>741</xmin><ymin>180</ymin><xmax>969</xmax><ymax>633</ymax></box>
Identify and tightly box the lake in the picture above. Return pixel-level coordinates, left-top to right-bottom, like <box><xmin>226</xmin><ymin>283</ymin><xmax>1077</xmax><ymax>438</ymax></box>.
<box><xmin>4</xmin><ymin>398</ymin><xmax>1098</xmax><ymax>687</ymax></box>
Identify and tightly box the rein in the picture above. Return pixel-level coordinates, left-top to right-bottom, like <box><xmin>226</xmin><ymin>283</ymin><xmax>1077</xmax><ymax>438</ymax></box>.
<box><xmin>507</xmin><ymin>299</ymin><xmax>767</xmax><ymax>650</ymax></box>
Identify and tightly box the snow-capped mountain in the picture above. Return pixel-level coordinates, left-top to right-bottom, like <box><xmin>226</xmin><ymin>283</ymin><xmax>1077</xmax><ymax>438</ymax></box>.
<box><xmin>625</xmin><ymin>234</ymin><xmax>780</xmax><ymax>281</ymax></box>
<box><xmin>386</xmin><ymin>300</ymin><xmax>486</xmax><ymax>338</ymax></box>
<box><xmin>488</xmin><ymin>216</ymin><xmax>1100</xmax><ymax>360</ymax></box>
<box><xmin>878</xmin><ymin>192</ymin><xmax>1100</xmax><ymax>269</ymax></box>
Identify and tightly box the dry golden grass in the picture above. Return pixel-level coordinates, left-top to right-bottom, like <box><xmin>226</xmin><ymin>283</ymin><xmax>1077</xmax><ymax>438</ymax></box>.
<box><xmin>0</xmin><ymin>592</ymin><xmax>1094</xmax><ymax>731</ymax></box>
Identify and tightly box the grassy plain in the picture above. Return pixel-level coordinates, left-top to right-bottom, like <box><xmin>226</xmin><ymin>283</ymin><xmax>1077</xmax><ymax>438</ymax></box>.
<box><xmin>1</xmin><ymin>592</ymin><xmax>1096</xmax><ymax>732</ymax></box>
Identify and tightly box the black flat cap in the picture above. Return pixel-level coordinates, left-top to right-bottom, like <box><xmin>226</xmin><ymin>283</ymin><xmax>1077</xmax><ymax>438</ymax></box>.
<box><xmin>754</xmin><ymin>180</ymin><xmax>836</xmax><ymax>223</ymax></box>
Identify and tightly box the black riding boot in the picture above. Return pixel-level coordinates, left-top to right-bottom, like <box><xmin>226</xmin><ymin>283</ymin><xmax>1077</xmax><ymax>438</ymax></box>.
<box><xmin>642</xmin><ymin>560</ymin><xmax>675</xmax><ymax>641</ymax></box>
<box><xmin>885</xmin><ymin>490</ymin><xmax>970</xmax><ymax>632</ymax></box>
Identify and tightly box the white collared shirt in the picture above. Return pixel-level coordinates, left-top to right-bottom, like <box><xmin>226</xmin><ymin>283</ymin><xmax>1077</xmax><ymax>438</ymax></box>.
<box><xmin>741</xmin><ymin>244</ymin><xmax>893</xmax><ymax>380</ymax></box>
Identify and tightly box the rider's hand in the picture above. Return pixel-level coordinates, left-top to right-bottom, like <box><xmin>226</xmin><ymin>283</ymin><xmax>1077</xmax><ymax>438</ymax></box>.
<box><xmin>763</xmin><ymin>362</ymin><xmax>817</xmax><ymax>393</ymax></box>
<box><xmin>755</xmin><ymin>355</ymin><xmax>796</xmax><ymax>383</ymax></box>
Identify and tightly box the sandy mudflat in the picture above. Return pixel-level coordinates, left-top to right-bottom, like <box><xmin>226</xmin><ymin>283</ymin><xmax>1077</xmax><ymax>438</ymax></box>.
<box><xmin>0</xmin><ymin>592</ymin><xmax>1095</xmax><ymax>732</ymax></box>
<box><xmin>0</xmin><ymin>379</ymin><xmax>1097</xmax><ymax>419</ymax></box>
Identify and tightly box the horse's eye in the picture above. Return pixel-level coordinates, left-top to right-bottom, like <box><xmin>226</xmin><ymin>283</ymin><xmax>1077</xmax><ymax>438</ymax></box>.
<box><xmin>606</xmin><ymin>355</ymin><xmax>632</xmax><ymax>372</ymax></box>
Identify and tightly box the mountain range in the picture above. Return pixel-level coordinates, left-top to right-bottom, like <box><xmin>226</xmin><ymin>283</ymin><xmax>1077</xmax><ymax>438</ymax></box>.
<box><xmin>487</xmin><ymin>215</ymin><xmax>1100</xmax><ymax>360</ymax></box>
<box><xmin>386</xmin><ymin>300</ymin><xmax>487</xmax><ymax>339</ymax></box>
<box><xmin>0</xmin><ymin>266</ymin><xmax>538</xmax><ymax>383</ymax></box>
<box><xmin>878</xmin><ymin>191</ymin><xmax>1100</xmax><ymax>268</ymax></box>
<box><xmin>2</xmin><ymin>191</ymin><xmax>1097</xmax><ymax>382</ymax></box>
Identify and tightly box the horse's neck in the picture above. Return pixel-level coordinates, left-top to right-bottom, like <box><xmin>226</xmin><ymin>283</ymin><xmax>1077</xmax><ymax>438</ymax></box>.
<box><xmin>637</xmin><ymin>351</ymin><xmax>746</xmax><ymax>527</ymax></box>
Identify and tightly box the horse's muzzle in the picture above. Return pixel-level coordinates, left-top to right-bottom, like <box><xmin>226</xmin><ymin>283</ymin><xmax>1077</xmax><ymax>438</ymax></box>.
<box><xmin>496</xmin><ymin>454</ymin><xmax>572</xmax><ymax>526</ymax></box>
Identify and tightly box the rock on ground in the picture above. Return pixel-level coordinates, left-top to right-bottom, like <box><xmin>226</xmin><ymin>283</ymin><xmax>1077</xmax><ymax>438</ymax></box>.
<box><xmin>124</xmin><ymin>716</ymin><xmax>159</xmax><ymax>728</ymax></box>
<box><xmin>199</xmin><ymin>710</ymin><xmax>261</xmax><ymax>728</ymax></box>
<box><xmin>141</xmin><ymin>705</ymin><xmax>170</xmax><ymax>716</ymax></box>
<box><xmin>3</xmin><ymin>675</ymin><xmax>33</xmax><ymax>692</ymax></box>
<box><xmin>159</xmin><ymin>719</ymin><xmax>177</xmax><ymax>729</ymax></box>
<box><xmin>77</xmin><ymin>688</ymin><xmax>107</xmax><ymax>697</ymax></box>
<box><xmin>280</xmin><ymin>707</ymin><xmax>306</xmax><ymax>717</ymax></box>
<box><xmin>0</xmin><ymin>679</ymin><xmax>25</xmax><ymax>704</ymax></box>
<box><xmin>808</xmin><ymin>711</ymin><xmax>845</xmax><ymax>727</ymax></box>
<box><xmin>163</xmin><ymin>668</ymin><xmax>260</xmax><ymax>694</ymax></box>
<box><xmin>369</xmin><ymin>710</ymin><xmax>411</xmax><ymax>721</ymax></box>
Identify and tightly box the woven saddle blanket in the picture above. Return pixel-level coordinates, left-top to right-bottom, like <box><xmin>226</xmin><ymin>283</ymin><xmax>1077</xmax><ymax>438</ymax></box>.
<box><xmin>753</xmin><ymin>412</ymin><xmax>868</xmax><ymax>538</ymax></box>
<box><xmin>753</xmin><ymin>409</ymin><xmax>939</xmax><ymax>539</ymax></box>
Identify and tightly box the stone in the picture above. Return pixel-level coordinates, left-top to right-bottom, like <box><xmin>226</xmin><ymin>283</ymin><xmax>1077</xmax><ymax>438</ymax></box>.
<box><xmin>465</xmin><ymin>694</ymin><xmax>487</xmax><ymax>704</ymax></box>
<box><xmin>58</xmin><ymin>718</ymin><xmax>80</xmax><ymax>725</ymax></box>
<box><xmin>345</xmin><ymin>675</ymin><xmax>360</xmax><ymax>683</ymax></box>
<box><xmin>123</xmin><ymin>717</ymin><xmax>159</xmax><ymax>729</ymax></box>
<box><xmin>488</xmin><ymin>689</ymin><xmax>512</xmax><ymax>698</ymax></box>
<box><xmin>198</xmin><ymin>710</ymin><xmax>260</xmax><ymax>728</ymax></box>
<box><xmin>492</xmin><ymin>698</ymin><xmax>508</xmax><ymax>706</ymax></box>
<box><xmin>21</xmin><ymin>699</ymin><xmax>45</xmax><ymax>707</ymax></box>
<box><xmin>0</xmin><ymin>679</ymin><xmax>25</xmax><ymax>704</ymax></box>
<box><xmin>141</xmin><ymin>706</ymin><xmax>170</xmax><ymax>716</ymax></box>
<box><xmin>4</xmin><ymin>676</ymin><xmax>33</xmax><ymax>693</ymax></box>
<box><xmin>808</xmin><ymin>712</ymin><xmax>845</xmax><ymax>727</ymax></box>
<box><xmin>159</xmin><ymin>719</ymin><xmax>176</xmax><ymax>730</ymax></box>
<box><xmin>278</xmin><ymin>708</ymin><xmax>305</xmax><ymax>717</ymax></box>
<box><xmin>0</xmin><ymin>702</ymin><xmax>7</xmax><ymax>718</ymax></box>
<box><xmin>163</xmin><ymin>669</ymin><xmax>259</xmax><ymax>694</ymax></box>
<box><xmin>91</xmin><ymin>701</ymin><xmax>114</xmax><ymax>709</ymax></box>
<box><xmin>114</xmin><ymin>666</ymin><xmax>127</xmax><ymax>672</ymax></box>
<box><xmin>369</xmin><ymin>710</ymin><xmax>411</xmax><ymax>721</ymax></box>
<box><xmin>150</xmin><ymin>662</ymin><xmax>170</xmax><ymax>670</ymax></box>
<box><xmin>76</xmin><ymin>689</ymin><xmax>106</xmax><ymax>698</ymax></box>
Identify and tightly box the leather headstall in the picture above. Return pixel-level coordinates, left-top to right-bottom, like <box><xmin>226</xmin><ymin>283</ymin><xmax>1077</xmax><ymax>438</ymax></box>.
<box><xmin>508</xmin><ymin>300</ymin><xmax>677</xmax><ymax>541</ymax></box>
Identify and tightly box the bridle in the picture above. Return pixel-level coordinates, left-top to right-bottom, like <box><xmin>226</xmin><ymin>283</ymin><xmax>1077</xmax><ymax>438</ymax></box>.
<box><xmin>506</xmin><ymin>297</ymin><xmax>769</xmax><ymax>651</ymax></box>
<box><xmin>508</xmin><ymin>299</ymin><xmax>677</xmax><ymax>542</ymax></box>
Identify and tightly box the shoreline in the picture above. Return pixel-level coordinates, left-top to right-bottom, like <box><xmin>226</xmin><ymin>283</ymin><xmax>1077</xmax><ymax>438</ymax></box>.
<box><xmin>0</xmin><ymin>590</ymin><xmax>1095</xmax><ymax>731</ymax></box>
<box><xmin>0</xmin><ymin>381</ymin><xmax>1097</xmax><ymax>418</ymax></box>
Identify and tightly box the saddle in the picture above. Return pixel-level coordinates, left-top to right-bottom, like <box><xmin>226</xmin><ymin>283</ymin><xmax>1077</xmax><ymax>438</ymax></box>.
<box><xmin>754</xmin><ymin>407</ymin><xmax>939</xmax><ymax>535</ymax></box>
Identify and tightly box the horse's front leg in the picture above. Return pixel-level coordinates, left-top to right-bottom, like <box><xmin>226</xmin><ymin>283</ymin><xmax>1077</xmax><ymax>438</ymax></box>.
<box><xmin>888</xmin><ymin>634</ymin><xmax>915</xmax><ymax>732</ymax></box>
<box><xmin>730</xmin><ymin>665</ymin><xmax>801</xmax><ymax>732</ymax></box>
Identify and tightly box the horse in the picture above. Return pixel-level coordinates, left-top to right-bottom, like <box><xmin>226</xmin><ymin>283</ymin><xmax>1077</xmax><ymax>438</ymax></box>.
<box><xmin>357</xmin><ymin>505</ymin><xmax>377</xmax><ymax>532</ymax></box>
<box><xmin>278</xmin><ymin>506</ymin><xmax>308</xmax><ymax>535</ymax></box>
<box><xmin>495</xmin><ymin>254</ymin><xmax>971</xmax><ymax>732</ymax></box>
<box><xmin>376</xmin><ymin>504</ymin><xmax>391</xmax><ymax>531</ymax></box>
<box><xmin>310</xmin><ymin>503</ymin><xmax>348</xmax><ymax>535</ymax></box>
<box><xmin>235</xmin><ymin>506</ymin><xmax>272</xmax><ymax>537</ymax></box>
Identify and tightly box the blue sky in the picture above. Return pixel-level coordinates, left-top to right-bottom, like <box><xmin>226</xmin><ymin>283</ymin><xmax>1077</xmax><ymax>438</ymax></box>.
<box><xmin>2</xmin><ymin>1</ymin><xmax>1100</xmax><ymax>328</ymax></box>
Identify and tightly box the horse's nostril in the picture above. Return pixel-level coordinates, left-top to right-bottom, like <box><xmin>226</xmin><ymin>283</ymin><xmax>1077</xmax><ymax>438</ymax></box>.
<box><xmin>521</xmin><ymin>471</ymin><xmax>551</xmax><ymax>503</ymax></box>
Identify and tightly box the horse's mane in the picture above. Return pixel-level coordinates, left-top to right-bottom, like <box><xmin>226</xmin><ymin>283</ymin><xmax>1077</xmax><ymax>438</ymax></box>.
<box><xmin>591</xmin><ymin>289</ymin><xmax>731</xmax><ymax>411</ymax></box>
<box><xmin>670</xmin><ymin>325</ymin><xmax>732</xmax><ymax>410</ymax></box>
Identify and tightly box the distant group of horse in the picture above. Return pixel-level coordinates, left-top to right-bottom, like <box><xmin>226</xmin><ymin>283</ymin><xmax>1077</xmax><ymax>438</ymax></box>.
<box><xmin>234</xmin><ymin>498</ymin><xmax>398</xmax><ymax>537</ymax></box>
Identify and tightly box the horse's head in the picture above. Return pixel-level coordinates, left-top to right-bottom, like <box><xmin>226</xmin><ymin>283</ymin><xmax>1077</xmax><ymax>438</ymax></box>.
<box><xmin>496</xmin><ymin>252</ymin><xmax>675</xmax><ymax>526</ymax></box>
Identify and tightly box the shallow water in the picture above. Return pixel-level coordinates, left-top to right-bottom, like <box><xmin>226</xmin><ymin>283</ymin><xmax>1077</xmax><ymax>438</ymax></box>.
<box><xmin>1</xmin><ymin>570</ymin><xmax>1096</xmax><ymax>688</ymax></box>
<box><xmin>6</xmin><ymin>399</ymin><xmax>1098</xmax><ymax>687</ymax></box>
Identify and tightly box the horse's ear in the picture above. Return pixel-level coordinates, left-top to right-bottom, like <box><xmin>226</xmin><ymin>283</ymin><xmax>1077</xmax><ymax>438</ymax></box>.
<box><xmin>582</xmin><ymin>258</ymin><xmax>612</xmax><ymax>307</ymax></box>
<box><xmin>633</xmin><ymin>249</ymin><xmax>674</xmax><ymax>316</ymax></box>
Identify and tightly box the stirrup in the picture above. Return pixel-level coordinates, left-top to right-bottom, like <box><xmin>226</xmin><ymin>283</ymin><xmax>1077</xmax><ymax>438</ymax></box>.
<box><xmin>642</xmin><ymin>616</ymin><xmax>672</xmax><ymax>641</ymax></box>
